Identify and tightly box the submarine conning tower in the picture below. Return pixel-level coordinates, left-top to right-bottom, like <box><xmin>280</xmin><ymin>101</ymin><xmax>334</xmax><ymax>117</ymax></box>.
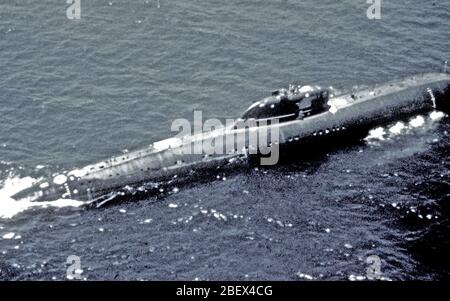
<box><xmin>240</xmin><ymin>84</ymin><xmax>331</xmax><ymax>122</ymax></box>
<box><xmin>239</xmin><ymin>72</ymin><xmax>450</xmax><ymax>123</ymax></box>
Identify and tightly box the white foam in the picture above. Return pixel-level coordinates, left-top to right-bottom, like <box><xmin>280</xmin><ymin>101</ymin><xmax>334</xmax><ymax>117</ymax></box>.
<box><xmin>366</xmin><ymin>127</ymin><xmax>386</xmax><ymax>141</ymax></box>
<box><xmin>2</xmin><ymin>232</ymin><xmax>15</xmax><ymax>239</ymax></box>
<box><xmin>409</xmin><ymin>116</ymin><xmax>425</xmax><ymax>128</ymax></box>
<box><xmin>430</xmin><ymin>111</ymin><xmax>445</xmax><ymax>121</ymax></box>
<box><xmin>366</xmin><ymin>112</ymin><xmax>442</xmax><ymax>143</ymax></box>
<box><xmin>389</xmin><ymin>122</ymin><xmax>406</xmax><ymax>135</ymax></box>
<box><xmin>1</xmin><ymin>176</ymin><xmax>36</xmax><ymax>196</ymax></box>
<box><xmin>0</xmin><ymin>176</ymin><xmax>85</xmax><ymax>219</ymax></box>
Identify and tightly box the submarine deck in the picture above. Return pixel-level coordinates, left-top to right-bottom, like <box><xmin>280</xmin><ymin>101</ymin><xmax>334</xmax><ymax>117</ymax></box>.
<box><xmin>71</xmin><ymin>72</ymin><xmax>450</xmax><ymax>179</ymax></box>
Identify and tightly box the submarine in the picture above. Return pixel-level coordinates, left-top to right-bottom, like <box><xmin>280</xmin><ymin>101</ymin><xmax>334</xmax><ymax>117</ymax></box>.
<box><xmin>11</xmin><ymin>71</ymin><xmax>450</xmax><ymax>206</ymax></box>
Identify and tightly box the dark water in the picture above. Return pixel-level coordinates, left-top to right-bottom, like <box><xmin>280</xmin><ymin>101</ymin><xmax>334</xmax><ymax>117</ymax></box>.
<box><xmin>1</xmin><ymin>0</ymin><xmax>450</xmax><ymax>280</ymax></box>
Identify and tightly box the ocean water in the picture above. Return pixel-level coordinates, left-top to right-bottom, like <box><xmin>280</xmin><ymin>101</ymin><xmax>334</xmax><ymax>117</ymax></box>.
<box><xmin>1</xmin><ymin>0</ymin><xmax>450</xmax><ymax>280</ymax></box>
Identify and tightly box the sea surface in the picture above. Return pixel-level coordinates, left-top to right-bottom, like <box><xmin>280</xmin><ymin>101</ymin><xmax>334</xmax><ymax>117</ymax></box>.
<box><xmin>1</xmin><ymin>0</ymin><xmax>450</xmax><ymax>280</ymax></box>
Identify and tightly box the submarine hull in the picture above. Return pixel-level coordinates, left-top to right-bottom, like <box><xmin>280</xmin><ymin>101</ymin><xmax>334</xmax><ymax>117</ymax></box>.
<box><xmin>12</xmin><ymin>73</ymin><xmax>450</xmax><ymax>204</ymax></box>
